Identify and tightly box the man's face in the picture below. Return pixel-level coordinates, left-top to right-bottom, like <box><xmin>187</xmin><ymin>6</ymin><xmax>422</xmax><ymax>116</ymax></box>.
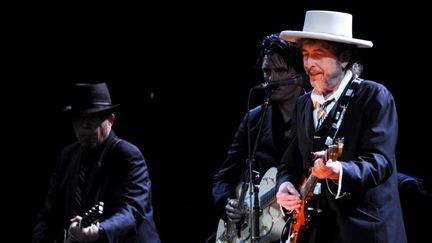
<box><xmin>261</xmin><ymin>53</ymin><xmax>302</xmax><ymax>102</ymax></box>
<box><xmin>72</xmin><ymin>112</ymin><xmax>113</xmax><ymax>149</ymax></box>
<box><xmin>301</xmin><ymin>40</ymin><xmax>346</xmax><ymax>96</ymax></box>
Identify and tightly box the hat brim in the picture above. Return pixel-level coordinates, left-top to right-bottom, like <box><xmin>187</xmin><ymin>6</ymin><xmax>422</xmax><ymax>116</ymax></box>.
<box><xmin>62</xmin><ymin>104</ymin><xmax>120</xmax><ymax>115</ymax></box>
<box><xmin>280</xmin><ymin>30</ymin><xmax>373</xmax><ymax>48</ymax></box>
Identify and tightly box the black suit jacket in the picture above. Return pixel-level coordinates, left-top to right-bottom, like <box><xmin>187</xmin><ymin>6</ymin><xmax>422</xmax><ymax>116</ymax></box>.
<box><xmin>32</xmin><ymin>131</ymin><xmax>160</xmax><ymax>243</ymax></box>
<box><xmin>278</xmin><ymin>80</ymin><xmax>407</xmax><ymax>243</ymax></box>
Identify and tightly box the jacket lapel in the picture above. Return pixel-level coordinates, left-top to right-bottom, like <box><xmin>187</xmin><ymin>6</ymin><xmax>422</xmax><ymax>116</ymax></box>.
<box><xmin>304</xmin><ymin>97</ymin><xmax>315</xmax><ymax>142</ymax></box>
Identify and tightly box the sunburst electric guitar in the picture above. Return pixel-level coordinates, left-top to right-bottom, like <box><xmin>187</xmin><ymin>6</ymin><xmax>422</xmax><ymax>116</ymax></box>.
<box><xmin>285</xmin><ymin>139</ymin><xmax>344</xmax><ymax>243</ymax></box>
<box><xmin>216</xmin><ymin>167</ymin><xmax>285</xmax><ymax>243</ymax></box>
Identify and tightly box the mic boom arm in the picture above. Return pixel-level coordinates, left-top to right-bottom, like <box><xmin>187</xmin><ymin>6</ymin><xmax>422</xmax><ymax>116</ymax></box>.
<box><xmin>253</xmin><ymin>74</ymin><xmax>310</xmax><ymax>90</ymax></box>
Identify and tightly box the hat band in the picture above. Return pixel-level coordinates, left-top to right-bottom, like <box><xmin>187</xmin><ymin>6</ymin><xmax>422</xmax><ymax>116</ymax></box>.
<box><xmin>90</xmin><ymin>102</ymin><xmax>112</xmax><ymax>105</ymax></box>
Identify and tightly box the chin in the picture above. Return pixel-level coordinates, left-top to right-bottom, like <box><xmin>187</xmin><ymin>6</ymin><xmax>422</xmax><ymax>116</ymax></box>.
<box><xmin>271</xmin><ymin>95</ymin><xmax>284</xmax><ymax>102</ymax></box>
<box><xmin>79</xmin><ymin>139</ymin><xmax>97</xmax><ymax>149</ymax></box>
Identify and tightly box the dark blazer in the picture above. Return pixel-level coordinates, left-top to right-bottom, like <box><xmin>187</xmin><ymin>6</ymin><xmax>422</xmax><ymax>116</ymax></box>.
<box><xmin>278</xmin><ymin>80</ymin><xmax>407</xmax><ymax>243</ymax></box>
<box><xmin>32</xmin><ymin>131</ymin><xmax>160</xmax><ymax>243</ymax></box>
<box><xmin>212</xmin><ymin>103</ymin><xmax>290</xmax><ymax>219</ymax></box>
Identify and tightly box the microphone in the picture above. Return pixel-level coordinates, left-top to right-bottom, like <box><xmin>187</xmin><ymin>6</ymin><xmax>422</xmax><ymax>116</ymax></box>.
<box><xmin>253</xmin><ymin>74</ymin><xmax>310</xmax><ymax>90</ymax></box>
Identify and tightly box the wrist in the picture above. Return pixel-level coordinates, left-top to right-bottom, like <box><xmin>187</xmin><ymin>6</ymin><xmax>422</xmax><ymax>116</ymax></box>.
<box><xmin>98</xmin><ymin>225</ymin><xmax>106</xmax><ymax>241</ymax></box>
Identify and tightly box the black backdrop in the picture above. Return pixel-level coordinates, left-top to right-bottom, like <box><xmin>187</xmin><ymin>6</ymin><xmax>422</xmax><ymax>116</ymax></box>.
<box><xmin>2</xmin><ymin>1</ymin><xmax>431</xmax><ymax>242</ymax></box>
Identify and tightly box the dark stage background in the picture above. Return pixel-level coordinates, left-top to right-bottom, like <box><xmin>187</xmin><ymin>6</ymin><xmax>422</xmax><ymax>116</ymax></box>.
<box><xmin>2</xmin><ymin>1</ymin><xmax>431</xmax><ymax>242</ymax></box>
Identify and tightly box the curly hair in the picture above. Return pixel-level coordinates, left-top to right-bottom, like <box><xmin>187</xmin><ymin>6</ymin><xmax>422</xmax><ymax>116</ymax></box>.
<box><xmin>256</xmin><ymin>33</ymin><xmax>304</xmax><ymax>74</ymax></box>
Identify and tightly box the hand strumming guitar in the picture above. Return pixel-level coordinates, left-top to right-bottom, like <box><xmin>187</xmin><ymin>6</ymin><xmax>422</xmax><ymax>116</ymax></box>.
<box><xmin>276</xmin><ymin>181</ymin><xmax>302</xmax><ymax>212</ymax></box>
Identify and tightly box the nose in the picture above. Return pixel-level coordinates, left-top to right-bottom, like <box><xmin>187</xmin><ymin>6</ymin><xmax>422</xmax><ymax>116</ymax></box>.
<box><xmin>73</xmin><ymin>116</ymin><xmax>99</xmax><ymax>129</ymax></box>
<box><xmin>267</xmin><ymin>70</ymin><xmax>277</xmax><ymax>82</ymax></box>
<box><xmin>80</xmin><ymin>119</ymin><xmax>93</xmax><ymax>128</ymax></box>
<box><xmin>303</xmin><ymin>57</ymin><xmax>315</xmax><ymax>69</ymax></box>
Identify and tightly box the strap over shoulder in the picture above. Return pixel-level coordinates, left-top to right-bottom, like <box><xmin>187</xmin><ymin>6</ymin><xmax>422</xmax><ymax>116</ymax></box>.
<box><xmin>324</xmin><ymin>77</ymin><xmax>362</xmax><ymax>146</ymax></box>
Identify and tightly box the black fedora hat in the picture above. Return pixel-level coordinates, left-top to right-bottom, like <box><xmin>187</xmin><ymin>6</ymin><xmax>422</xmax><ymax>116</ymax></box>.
<box><xmin>63</xmin><ymin>82</ymin><xmax>120</xmax><ymax>115</ymax></box>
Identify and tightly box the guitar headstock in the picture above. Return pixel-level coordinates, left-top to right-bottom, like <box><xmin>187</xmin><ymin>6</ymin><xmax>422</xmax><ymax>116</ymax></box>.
<box><xmin>327</xmin><ymin>138</ymin><xmax>344</xmax><ymax>161</ymax></box>
<box><xmin>80</xmin><ymin>201</ymin><xmax>104</xmax><ymax>228</ymax></box>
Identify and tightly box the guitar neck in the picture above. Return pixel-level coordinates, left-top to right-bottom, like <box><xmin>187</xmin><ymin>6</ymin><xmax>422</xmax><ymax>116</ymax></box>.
<box><xmin>237</xmin><ymin>181</ymin><xmax>249</xmax><ymax>210</ymax></box>
<box><xmin>301</xmin><ymin>140</ymin><xmax>343</xmax><ymax>199</ymax></box>
<box><xmin>260</xmin><ymin>186</ymin><xmax>276</xmax><ymax>208</ymax></box>
<box><xmin>80</xmin><ymin>202</ymin><xmax>104</xmax><ymax>228</ymax></box>
<box><xmin>301</xmin><ymin>174</ymin><xmax>318</xmax><ymax>200</ymax></box>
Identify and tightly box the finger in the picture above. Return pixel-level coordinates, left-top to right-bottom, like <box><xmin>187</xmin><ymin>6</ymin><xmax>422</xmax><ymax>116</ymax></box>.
<box><xmin>227</xmin><ymin>211</ymin><xmax>243</xmax><ymax>219</ymax></box>
<box><xmin>279</xmin><ymin>200</ymin><xmax>301</xmax><ymax>211</ymax></box>
<box><xmin>278</xmin><ymin>194</ymin><xmax>301</xmax><ymax>204</ymax></box>
<box><xmin>70</xmin><ymin>215</ymin><xmax>82</xmax><ymax>222</ymax></box>
<box><xmin>227</xmin><ymin>211</ymin><xmax>243</xmax><ymax>222</ymax></box>
<box><xmin>229</xmin><ymin>199</ymin><xmax>239</xmax><ymax>207</ymax></box>
<box><xmin>311</xmin><ymin>166</ymin><xmax>322</xmax><ymax>178</ymax></box>
<box><xmin>314</xmin><ymin>158</ymin><xmax>324</xmax><ymax>167</ymax></box>
<box><xmin>286</xmin><ymin>185</ymin><xmax>301</xmax><ymax>197</ymax></box>
<box><xmin>313</xmin><ymin>150</ymin><xmax>326</xmax><ymax>159</ymax></box>
<box><xmin>225</xmin><ymin>203</ymin><xmax>238</xmax><ymax>212</ymax></box>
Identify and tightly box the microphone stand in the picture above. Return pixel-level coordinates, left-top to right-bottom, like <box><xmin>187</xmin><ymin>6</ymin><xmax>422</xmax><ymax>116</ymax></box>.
<box><xmin>246</xmin><ymin>89</ymin><xmax>272</xmax><ymax>243</ymax></box>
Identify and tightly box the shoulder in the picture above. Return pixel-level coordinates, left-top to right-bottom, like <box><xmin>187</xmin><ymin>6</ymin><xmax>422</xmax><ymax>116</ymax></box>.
<box><xmin>357</xmin><ymin>79</ymin><xmax>395</xmax><ymax>102</ymax></box>
<box><xmin>243</xmin><ymin>105</ymin><xmax>264</xmax><ymax>123</ymax></box>
<box><xmin>246</xmin><ymin>103</ymin><xmax>278</xmax><ymax>122</ymax></box>
<box><xmin>113</xmin><ymin>139</ymin><xmax>143</xmax><ymax>158</ymax></box>
<box><xmin>358</xmin><ymin>79</ymin><xmax>392</xmax><ymax>94</ymax></box>
<box><xmin>249</xmin><ymin>105</ymin><xmax>263</xmax><ymax>116</ymax></box>
<box><xmin>297</xmin><ymin>90</ymin><xmax>312</xmax><ymax>106</ymax></box>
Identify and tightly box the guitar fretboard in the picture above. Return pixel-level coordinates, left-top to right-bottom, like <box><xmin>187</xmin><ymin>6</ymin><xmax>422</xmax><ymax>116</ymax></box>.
<box><xmin>260</xmin><ymin>186</ymin><xmax>276</xmax><ymax>208</ymax></box>
<box><xmin>301</xmin><ymin>174</ymin><xmax>318</xmax><ymax>199</ymax></box>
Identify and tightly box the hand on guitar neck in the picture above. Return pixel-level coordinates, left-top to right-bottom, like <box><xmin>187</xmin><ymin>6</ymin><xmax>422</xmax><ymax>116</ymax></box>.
<box><xmin>225</xmin><ymin>198</ymin><xmax>248</xmax><ymax>223</ymax></box>
<box><xmin>277</xmin><ymin>138</ymin><xmax>344</xmax><ymax>243</ymax></box>
<box><xmin>64</xmin><ymin>202</ymin><xmax>104</xmax><ymax>243</ymax></box>
<box><xmin>311</xmin><ymin>138</ymin><xmax>344</xmax><ymax>180</ymax></box>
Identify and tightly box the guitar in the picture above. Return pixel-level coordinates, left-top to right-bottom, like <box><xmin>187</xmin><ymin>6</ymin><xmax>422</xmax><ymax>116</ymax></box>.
<box><xmin>285</xmin><ymin>138</ymin><xmax>344</xmax><ymax>243</ymax></box>
<box><xmin>60</xmin><ymin>201</ymin><xmax>104</xmax><ymax>243</ymax></box>
<box><xmin>79</xmin><ymin>201</ymin><xmax>104</xmax><ymax>228</ymax></box>
<box><xmin>216</xmin><ymin>167</ymin><xmax>285</xmax><ymax>243</ymax></box>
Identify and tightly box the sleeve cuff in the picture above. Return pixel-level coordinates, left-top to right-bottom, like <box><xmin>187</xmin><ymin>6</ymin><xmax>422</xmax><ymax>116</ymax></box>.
<box><xmin>334</xmin><ymin>162</ymin><xmax>344</xmax><ymax>199</ymax></box>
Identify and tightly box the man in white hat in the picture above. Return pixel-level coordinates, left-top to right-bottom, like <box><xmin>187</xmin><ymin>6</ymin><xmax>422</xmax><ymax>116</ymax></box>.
<box><xmin>276</xmin><ymin>11</ymin><xmax>407</xmax><ymax>243</ymax></box>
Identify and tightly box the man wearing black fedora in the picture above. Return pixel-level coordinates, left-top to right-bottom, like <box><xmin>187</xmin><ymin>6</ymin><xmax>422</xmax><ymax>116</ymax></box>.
<box><xmin>32</xmin><ymin>83</ymin><xmax>160</xmax><ymax>243</ymax></box>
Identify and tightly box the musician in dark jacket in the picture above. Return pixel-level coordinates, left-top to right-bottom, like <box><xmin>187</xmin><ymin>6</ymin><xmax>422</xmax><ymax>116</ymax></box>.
<box><xmin>276</xmin><ymin>11</ymin><xmax>407</xmax><ymax>243</ymax></box>
<box><xmin>212</xmin><ymin>33</ymin><xmax>307</xmax><ymax>242</ymax></box>
<box><xmin>32</xmin><ymin>83</ymin><xmax>160</xmax><ymax>243</ymax></box>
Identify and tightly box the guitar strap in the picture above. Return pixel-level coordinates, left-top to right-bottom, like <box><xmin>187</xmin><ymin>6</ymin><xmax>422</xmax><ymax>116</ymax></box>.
<box><xmin>94</xmin><ymin>137</ymin><xmax>122</xmax><ymax>204</ymax></box>
<box><xmin>323</xmin><ymin>76</ymin><xmax>362</xmax><ymax>147</ymax></box>
<box><xmin>311</xmin><ymin>76</ymin><xmax>361</xmax><ymax>198</ymax></box>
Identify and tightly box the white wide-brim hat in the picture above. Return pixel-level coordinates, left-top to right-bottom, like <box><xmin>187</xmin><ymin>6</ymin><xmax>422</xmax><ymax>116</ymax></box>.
<box><xmin>280</xmin><ymin>10</ymin><xmax>373</xmax><ymax>48</ymax></box>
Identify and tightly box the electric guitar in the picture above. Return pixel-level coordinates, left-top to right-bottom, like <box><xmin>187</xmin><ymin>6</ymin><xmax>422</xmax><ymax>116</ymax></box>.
<box><xmin>60</xmin><ymin>201</ymin><xmax>104</xmax><ymax>243</ymax></box>
<box><xmin>285</xmin><ymin>139</ymin><xmax>344</xmax><ymax>243</ymax></box>
<box><xmin>215</xmin><ymin>167</ymin><xmax>285</xmax><ymax>243</ymax></box>
<box><xmin>79</xmin><ymin>201</ymin><xmax>104</xmax><ymax>228</ymax></box>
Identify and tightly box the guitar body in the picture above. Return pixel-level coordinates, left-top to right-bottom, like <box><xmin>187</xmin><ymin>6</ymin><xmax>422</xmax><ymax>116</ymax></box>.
<box><xmin>285</xmin><ymin>200</ymin><xmax>308</xmax><ymax>243</ymax></box>
<box><xmin>216</xmin><ymin>167</ymin><xmax>284</xmax><ymax>243</ymax></box>
<box><xmin>285</xmin><ymin>139</ymin><xmax>344</xmax><ymax>243</ymax></box>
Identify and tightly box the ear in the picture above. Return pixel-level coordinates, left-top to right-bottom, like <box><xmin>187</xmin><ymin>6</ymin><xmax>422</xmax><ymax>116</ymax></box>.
<box><xmin>108</xmin><ymin>113</ymin><xmax>115</xmax><ymax>125</ymax></box>
<box><xmin>341</xmin><ymin>61</ymin><xmax>348</xmax><ymax>69</ymax></box>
